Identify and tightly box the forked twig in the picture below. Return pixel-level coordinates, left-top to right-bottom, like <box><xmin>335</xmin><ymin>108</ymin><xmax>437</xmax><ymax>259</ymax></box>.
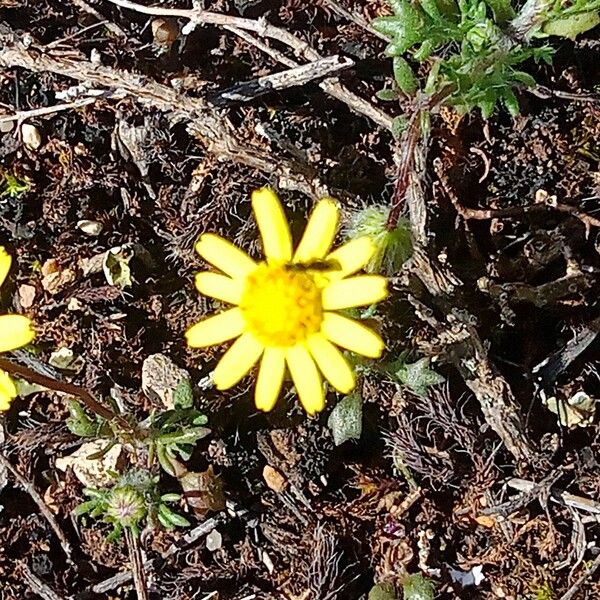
<box><xmin>104</xmin><ymin>0</ymin><xmax>394</xmax><ymax>129</ymax></box>
<box><xmin>0</xmin><ymin>358</ymin><xmax>132</xmax><ymax>433</ymax></box>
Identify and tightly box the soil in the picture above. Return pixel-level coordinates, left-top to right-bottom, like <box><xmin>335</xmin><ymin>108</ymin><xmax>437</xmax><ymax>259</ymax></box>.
<box><xmin>1</xmin><ymin>0</ymin><xmax>600</xmax><ymax>599</ymax></box>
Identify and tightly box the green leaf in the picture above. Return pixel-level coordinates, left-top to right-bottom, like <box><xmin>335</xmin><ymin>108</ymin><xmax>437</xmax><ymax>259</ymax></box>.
<box><xmin>413</xmin><ymin>38</ymin><xmax>435</xmax><ymax>61</ymax></box>
<box><xmin>392</xmin><ymin>116</ymin><xmax>409</xmax><ymax>138</ymax></box>
<box><xmin>402</xmin><ymin>573</ymin><xmax>436</xmax><ymax>600</ymax></box>
<box><xmin>158</xmin><ymin>503</ymin><xmax>190</xmax><ymax>528</ymax></box>
<box><xmin>543</xmin><ymin>11</ymin><xmax>600</xmax><ymax>40</ymax></box>
<box><xmin>479</xmin><ymin>97</ymin><xmax>496</xmax><ymax>119</ymax></box>
<box><xmin>160</xmin><ymin>493</ymin><xmax>181</xmax><ymax>503</ymax></box>
<box><xmin>394</xmin><ymin>357</ymin><xmax>445</xmax><ymax>396</ymax></box>
<box><xmin>157</xmin><ymin>444</ymin><xmax>176</xmax><ymax>476</ymax></box>
<box><xmin>73</xmin><ymin>500</ymin><xmax>99</xmax><ymax>517</ymax></box>
<box><xmin>371</xmin><ymin>16</ymin><xmax>404</xmax><ymax>38</ymax></box>
<box><xmin>368</xmin><ymin>582</ymin><xmax>396</xmax><ymax>600</ymax></box>
<box><xmin>327</xmin><ymin>393</ymin><xmax>363</xmax><ymax>446</ymax></box>
<box><xmin>393</xmin><ymin>56</ymin><xmax>418</xmax><ymax>94</ymax></box>
<box><xmin>512</xmin><ymin>70</ymin><xmax>536</xmax><ymax>87</ymax></box>
<box><xmin>502</xmin><ymin>87</ymin><xmax>520</xmax><ymax>116</ymax></box>
<box><xmin>483</xmin><ymin>0</ymin><xmax>515</xmax><ymax>24</ymax></box>
<box><xmin>419</xmin><ymin>0</ymin><xmax>441</xmax><ymax>20</ymax></box>
<box><xmin>376</xmin><ymin>88</ymin><xmax>400</xmax><ymax>101</ymax></box>
<box><xmin>172</xmin><ymin>378</ymin><xmax>194</xmax><ymax>409</ymax></box>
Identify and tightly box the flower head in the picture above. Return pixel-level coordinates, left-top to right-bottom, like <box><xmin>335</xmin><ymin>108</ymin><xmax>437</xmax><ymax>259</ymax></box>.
<box><xmin>0</xmin><ymin>247</ymin><xmax>35</xmax><ymax>411</ymax></box>
<box><xmin>105</xmin><ymin>486</ymin><xmax>147</xmax><ymax>528</ymax></box>
<box><xmin>185</xmin><ymin>188</ymin><xmax>388</xmax><ymax>415</ymax></box>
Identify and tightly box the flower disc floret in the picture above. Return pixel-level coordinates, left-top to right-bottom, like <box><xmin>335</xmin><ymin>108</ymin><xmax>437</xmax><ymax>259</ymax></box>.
<box><xmin>186</xmin><ymin>188</ymin><xmax>388</xmax><ymax>415</ymax></box>
<box><xmin>240</xmin><ymin>264</ymin><xmax>322</xmax><ymax>347</ymax></box>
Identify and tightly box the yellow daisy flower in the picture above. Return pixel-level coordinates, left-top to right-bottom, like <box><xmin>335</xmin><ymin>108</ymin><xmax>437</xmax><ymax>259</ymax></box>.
<box><xmin>0</xmin><ymin>247</ymin><xmax>35</xmax><ymax>411</ymax></box>
<box><xmin>185</xmin><ymin>188</ymin><xmax>388</xmax><ymax>415</ymax></box>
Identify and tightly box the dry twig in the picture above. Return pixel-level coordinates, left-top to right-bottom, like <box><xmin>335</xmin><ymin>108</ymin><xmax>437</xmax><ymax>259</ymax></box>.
<box><xmin>208</xmin><ymin>55</ymin><xmax>354</xmax><ymax>107</ymax></box>
<box><xmin>104</xmin><ymin>0</ymin><xmax>394</xmax><ymax>130</ymax></box>
<box><xmin>0</xmin><ymin>357</ymin><xmax>133</xmax><ymax>433</ymax></box>
<box><xmin>560</xmin><ymin>552</ymin><xmax>600</xmax><ymax>600</ymax></box>
<box><xmin>126</xmin><ymin>528</ymin><xmax>149</xmax><ymax>600</ymax></box>
<box><xmin>0</xmin><ymin>24</ymin><xmax>329</xmax><ymax>199</ymax></box>
<box><xmin>88</xmin><ymin>514</ymin><xmax>225</xmax><ymax>594</ymax></box>
<box><xmin>0</xmin><ymin>452</ymin><xmax>72</xmax><ymax>558</ymax></box>
<box><xmin>19</xmin><ymin>563</ymin><xmax>66</xmax><ymax>600</ymax></box>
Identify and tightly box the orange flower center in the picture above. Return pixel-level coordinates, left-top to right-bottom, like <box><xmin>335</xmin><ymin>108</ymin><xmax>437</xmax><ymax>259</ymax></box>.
<box><xmin>240</xmin><ymin>263</ymin><xmax>322</xmax><ymax>347</ymax></box>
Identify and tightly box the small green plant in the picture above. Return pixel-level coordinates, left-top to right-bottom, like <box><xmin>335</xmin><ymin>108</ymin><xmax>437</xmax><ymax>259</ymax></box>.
<box><xmin>373</xmin><ymin>0</ymin><xmax>600</xmax><ymax>118</ymax></box>
<box><xmin>147</xmin><ymin>406</ymin><xmax>210</xmax><ymax>476</ymax></box>
<box><xmin>0</xmin><ymin>167</ymin><xmax>31</xmax><ymax>199</ymax></box>
<box><xmin>75</xmin><ymin>470</ymin><xmax>189</xmax><ymax>541</ymax></box>
<box><xmin>530</xmin><ymin>580</ymin><xmax>555</xmax><ymax>600</ymax></box>
<box><xmin>401</xmin><ymin>573</ymin><xmax>436</xmax><ymax>599</ymax></box>
<box><xmin>372</xmin><ymin>0</ymin><xmax>552</xmax><ymax>117</ymax></box>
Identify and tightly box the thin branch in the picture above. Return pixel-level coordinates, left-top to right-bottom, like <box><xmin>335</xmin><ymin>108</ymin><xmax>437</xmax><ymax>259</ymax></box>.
<box><xmin>0</xmin><ymin>97</ymin><xmax>98</xmax><ymax>125</ymax></box>
<box><xmin>208</xmin><ymin>55</ymin><xmax>354</xmax><ymax>107</ymax></box>
<box><xmin>87</xmin><ymin>514</ymin><xmax>225</xmax><ymax>595</ymax></box>
<box><xmin>507</xmin><ymin>478</ymin><xmax>600</xmax><ymax>515</ymax></box>
<box><xmin>322</xmin><ymin>0</ymin><xmax>389</xmax><ymax>41</ymax></box>
<box><xmin>70</xmin><ymin>0</ymin><xmax>128</xmax><ymax>38</ymax></box>
<box><xmin>104</xmin><ymin>0</ymin><xmax>394</xmax><ymax>129</ymax></box>
<box><xmin>125</xmin><ymin>528</ymin><xmax>149</xmax><ymax>600</ymax></box>
<box><xmin>0</xmin><ymin>25</ymin><xmax>330</xmax><ymax>199</ymax></box>
<box><xmin>560</xmin><ymin>552</ymin><xmax>600</xmax><ymax>600</ymax></box>
<box><xmin>20</xmin><ymin>563</ymin><xmax>67</xmax><ymax>600</ymax></box>
<box><xmin>0</xmin><ymin>452</ymin><xmax>72</xmax><ymax>558</ymax></box>
<box><xmin>0</xmin><ymin>358</ymin><xmax>132</xmax><ymax>433</ymax></box>
<box><xmin>434</xmin><ymin>158</ymin><xmax>600</xmax><ymax>233</ymax></box>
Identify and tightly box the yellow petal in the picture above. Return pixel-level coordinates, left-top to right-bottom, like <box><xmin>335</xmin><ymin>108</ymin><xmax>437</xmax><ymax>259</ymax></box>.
<box><xmin>251</xmin><ymin>188</ymin><xmax>292</xmax><ymax>262</ymax></box>
<box><xmin>286</xmin><ymin>344</ymin><xmax>325</xmax><ymax>415</ymax></box>
<box><xmin>195</xmin><ymin>234</ymin><xmax>256</xmax><ymax>279</ymax></box>
<box><xmin>195</xmin><ymin>272</ymin><xmax>243</xmax><ymax>305</ymax></box>
<box><xmin>255</xmin><ymin>347</ymin><xmax>286</xmax><ymax>411</ymax></box>
<box><xmin>0</xmin><ymin>247</ymin><xmax>11</xmax><ymax>289</ymax></box>
<box><xmin>212</xmin><ymin>332</ymin><xmax>263</xmax><ymax>389</ymax></box>
<box><xmin>307</xmin><ymin>333</ymin><xmax>355</xmax><ymax>394</ymax></box>
<box><xmin>322</xmin><ymin>275</ymin><xmax>388</xmax><ymax>310</ymax></box>
<box><xmin>185</xmin><ymin>308</ymin><xmax>245</xmax><ymax>348</ymax></box>
<box><xmin>0</xmin><ymin>315</ymin><xmax>35</xmax><ymax>352</ymax></box>
<box><xmin>322</xmin><ymin>312</ymin><xmax>384</xmax><ymax>358</ymax></box>
<box><xmin>294</xmin><ymin>199</ymin><xmax>339</xmax><ymax>263</ymax></box>
<box><xmin>326</xmin><ymin>236</ymin><xmax>375</xmax><ymax>279</ymax></box>
<box><xmin>0</xmin><ymin>370</ymin><xmax>16</xmax><ymax>411</ymax></box>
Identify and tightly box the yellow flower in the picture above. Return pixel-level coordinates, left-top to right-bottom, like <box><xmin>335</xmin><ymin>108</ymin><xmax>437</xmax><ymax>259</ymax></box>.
<box><xmin>185</xmin><ymin>188</ymin><xmax>388</xmax><ymax>415</ymax></box>
<box><xmin>0</xmin><ymin>247</ymin><xmax>35</xmax><ymax>411</ymax></box>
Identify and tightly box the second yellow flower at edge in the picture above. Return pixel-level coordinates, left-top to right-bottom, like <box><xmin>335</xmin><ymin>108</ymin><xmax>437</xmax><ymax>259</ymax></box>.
<box><xmin>185</xmin><ymin>188</ymin><xmax>388</xmax><ymax>415</ymax></box>
<box><xmin>0</xmin><ymin>247</ymin><xmax>35</xmax><ymax>410</ymax></box>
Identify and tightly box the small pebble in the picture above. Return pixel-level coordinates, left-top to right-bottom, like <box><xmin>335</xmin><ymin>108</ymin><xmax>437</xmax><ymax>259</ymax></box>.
<box><xmin>77</xmin><ymin>219</ymin><xmax>103</xmax><ymax>236</ymax></box>
<box><xmin>205</xmin><ymin>529</ymin><xmax>222</xmax><ymax>552</ymax></box>
<box><xmin>21</xmin><ymin>123</ymin><xmax>42</xmax><ymax>150</ymax></box>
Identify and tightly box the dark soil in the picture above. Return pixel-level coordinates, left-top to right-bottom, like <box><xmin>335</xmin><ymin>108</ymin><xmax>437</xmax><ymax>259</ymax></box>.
<box><xmin>1</xmin><ymin>1</ymin><xmax>600</xmax><ymax>599</ymax></box>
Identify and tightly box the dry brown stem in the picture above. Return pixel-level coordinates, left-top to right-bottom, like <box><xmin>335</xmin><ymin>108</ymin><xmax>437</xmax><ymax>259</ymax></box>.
<box><xmin>105</xmin><ymin>0</ymin><xmax>393</xmax><ymax>130</ymax></box>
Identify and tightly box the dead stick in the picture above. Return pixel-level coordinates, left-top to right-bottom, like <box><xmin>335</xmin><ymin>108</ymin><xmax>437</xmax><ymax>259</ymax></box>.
<box><xmin>125</xmin><ymin>528</ymin><xmax>149</xmax><ymax>600</ymax></box>
<box><xmin>0</xmin><ymin>26</ymin><xmax>329</xmax><ymax>199</ymax></box>
<box><xmin>105</xmin><ymin>0</ymin><xmax>394</xmax><ymax>130</ymax></box>
<box><xmin>0</xmin><ymin>452</ymin><xmax>72</xmax><ymax>558</ymax></box>
<box><xmin>0</xmin><ymin>358</ymin><xmax>132</xmax><ymax>433</ymax></box>
<box><xmin>20</xmin><ymin>563</ymin><xmax>67</xmax><ymax>600</ymax></box>
<box><xmin>560</xmin><ymin>552</ymin><xmax>600</xmax><ymax>600</ymax></box>
<box><xmin>87</xmin><ymin>514</ymin><xmax>224</xmax><ymax>595</ymax></box>
<box><xmin>208</xmin><ymin>55</ymin><xmax>354</xmax><ymax>107</ymax></box>
<box><xmin>0</xmin><ymin>97</ymin><xmax>97</xmax><ymax>124</ymax></box>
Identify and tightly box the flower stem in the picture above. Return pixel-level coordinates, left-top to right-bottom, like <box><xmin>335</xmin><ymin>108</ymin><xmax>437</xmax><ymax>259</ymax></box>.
<box><xmin>0</xmin><ymin>357</ymin><xmax>133</xmax><ymax>433</ymax></box>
